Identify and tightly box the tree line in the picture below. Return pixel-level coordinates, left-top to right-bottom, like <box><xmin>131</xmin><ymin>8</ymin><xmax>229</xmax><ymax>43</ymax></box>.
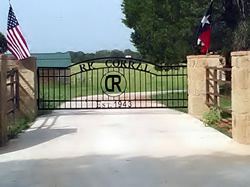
<box><xmin>0</xmin><ymin>33</ymin><xmax>7</xmax><ymax>54</ymax></box>
<box><xmin>122</xmin><ymin>0</ymin><xmax>250</xmax><ymax>66</ymax></box>
<box><xmin>70</xmin><ymin>49</ymin><xmax>141</xmax><ymax>64</ymax></box>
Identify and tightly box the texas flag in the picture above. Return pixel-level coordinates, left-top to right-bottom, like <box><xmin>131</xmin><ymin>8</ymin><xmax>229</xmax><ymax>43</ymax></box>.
<box><xmin>197</xmin><ymin>1</ymin><xmax>214</xmax><ymax>54</ymax></box>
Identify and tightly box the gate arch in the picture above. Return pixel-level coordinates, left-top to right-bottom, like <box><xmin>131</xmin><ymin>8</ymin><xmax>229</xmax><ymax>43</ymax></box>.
<box><xmin>37</xmin><ymin>57</ymin><xmax>187</xmax><ymax>110</ymax></box>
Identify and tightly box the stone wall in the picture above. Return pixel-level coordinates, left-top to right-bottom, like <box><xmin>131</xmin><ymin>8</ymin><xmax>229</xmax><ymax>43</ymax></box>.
<box><xmin>231</xmin><ymin>51</ymin><xmax>250</xmax><ymax>144</ymax></box>
<box><xmin>187</xmin><ymin>55</ymin><xmax>225</xmax><ymax>119</ymax></box>
<box><xmin>0</xmin><ymin>55</ymin><xmax>37</xmax><ymax>120</ymax></box>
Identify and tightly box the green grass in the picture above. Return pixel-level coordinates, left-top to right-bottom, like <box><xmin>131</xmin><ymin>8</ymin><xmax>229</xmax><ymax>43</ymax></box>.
<box><xmin>218</xmin><ymin>82</ymin><xmax>232</xmax><ymax>118</ymax></box>
<box><xmin>220</xmin><ymin>97</ymin><xmax>232</xmax><ymax>118</ymax></box>
<box><xmin>151</xmin><ymin>92</ymin><xmax>188</xmax><ymax>113</ymax></box>
<box><xmin>7</xmin><ymin>118</ymin><xmax>33</xmax><ymax>139</ymax></box>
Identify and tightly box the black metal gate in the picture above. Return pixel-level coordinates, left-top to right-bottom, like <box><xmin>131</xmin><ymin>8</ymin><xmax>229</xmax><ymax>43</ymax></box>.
<box><xmin>37</xmin><ymin>57</ymin><xmax>187</xmax><ymax>110</ymax></box>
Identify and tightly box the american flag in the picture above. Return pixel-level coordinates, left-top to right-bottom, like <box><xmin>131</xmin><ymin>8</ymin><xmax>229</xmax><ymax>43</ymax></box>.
<box><xmin>7</xmin><ymin>5</ymin><xmax>30</xmax><ymax>60</ymax></box>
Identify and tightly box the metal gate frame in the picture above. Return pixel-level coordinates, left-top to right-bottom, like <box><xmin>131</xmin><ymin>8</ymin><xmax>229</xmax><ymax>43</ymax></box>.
<box><xmin>37</xmin><ymin>57</ymin><xmax>187</xmax><ymax>110</ymax></box>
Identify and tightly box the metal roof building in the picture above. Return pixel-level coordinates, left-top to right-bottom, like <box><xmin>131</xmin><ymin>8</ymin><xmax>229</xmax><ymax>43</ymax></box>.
<box><xmin>7</xmin><ymin>52</ymin><xmax>72</xmax><ymax>68</ymax></box>
<box><xmin>32</xmin><ymin>52</ymin><xmax>71</xmax><ymax>68</ymax></box>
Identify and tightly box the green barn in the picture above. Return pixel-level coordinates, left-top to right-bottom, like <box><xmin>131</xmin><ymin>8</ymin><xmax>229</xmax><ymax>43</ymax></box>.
<box><xmin>33</xmin><ymin>52</ymin><xmax>72</xmax><ymax>68</ymax></box>
<box><xmin>33</xmin><ymin>52</ymin><xmax>72</xmax><ymax>83</ymax></box>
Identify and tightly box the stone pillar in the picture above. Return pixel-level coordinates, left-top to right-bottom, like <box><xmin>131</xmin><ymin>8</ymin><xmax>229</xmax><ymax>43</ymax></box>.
<box><xmin>187</xmin><ymin>55</ymin><xmax>225</xmax><ymax>119</ymax></box>
<box><xmin>231</xmin><ymin>51</ymin><xmax>250</xmax><ymax>144</ymax></box>
<box><xmin>17</xmin><ymin>57</ymin><xmax>37</xmax><ymax>120</ymax></box>
<box><xmin>0</xmin><ymin>56</ymin><xmax>8</xmax><ymax>146</ymax></box>
<box><xmin>0</xmin><ymin>56</ymin><xmax>37</xmax><ymax>121</ymax></box>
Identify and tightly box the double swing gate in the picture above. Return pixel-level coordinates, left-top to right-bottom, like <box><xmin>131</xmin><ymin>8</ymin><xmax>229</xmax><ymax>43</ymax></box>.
<box><xmin>37</xmin><ymin>57</ymin><xmax>187</xmax><ymax>110</ymax></box>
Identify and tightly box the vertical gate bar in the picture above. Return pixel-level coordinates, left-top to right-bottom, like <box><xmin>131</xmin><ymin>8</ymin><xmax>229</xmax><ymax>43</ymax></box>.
<box><xmin>186</xmin><ymin>67</ymin><xmax>188</xmax><ymax>108</ymax></box>
<box><xmin>102</xmin><ymin>69</ymin><xmax>104</xmax><ymax>101</ymax></box>
<box><xmin>182</xmin><ymin>67</ymin><xmax>185</xmax><ymax>107</ymax></box>
<box><xmin>161</xmin><ymin>69</ymin><xmax>163</xmax><ymax>108</ymax></box>
<box><xmin>81</xmin><ymin>72</ymin><xmax>83</xmax><ymax>108</ymax></box>
<box><xmin>54</xmin><ymin>69</ymin><xmax>55</xmax><ymax>109</ymax></box>
<box><xmin>92</xmin><ymin>70</ymin><xmax>94</xmax><ymax>108</ymax></box>
<box><xmin>112</xmin><ymin>67</ymin><xmax>115</xmax><ymax>102</ymax></box>
<box><xmin>172</xmin><ymin>68</ymin><xmax>174</xmax><ymax>108</ymax></box>
<box><xmin>129</xmin><ymin>67</ymin><xmax>130</xmax><ymax>102</ymax></box>
<box><xmin>70</xmin><ymin>72</ymin><xmax>72</xmax><ymax>109</ymax></box>
<box><xmin>64</xmin><ymin>69</ymin><xmax>66</xmax><ymax>109</ymax></box>
<box><xmin>123</xmin><ymin>67</ymin><xmax>126</xmax><ymax>102</ymax></box>
<box><xmin>145</xmin><ymin>70</ymin><xmax>147</xmax><ymax>108</ymax></box>
<box><xmin>118</xmin><ymin>68</ymin><xmax>121</xmax><ymax>102</ymax></box>
<box><xmin>86</xmin><ymin>71</ymin><xmax>88</xmax><ymax>108</ymax></box>
<box><xmin>140</xmin><ymin>70</ymin><xmax>142</xmax><ymax>108</ymax></box>
<box><xmin>134</xmin><ymin>69</ymin><xmax>137</xmax><ymax>108</ymax></box>
<box><xmin>166</xmin><ymin>69</ymin><xmax>169</xmax><ymax>107</ymax></box>
<box><xmin>177</xmin><ymin>68</ymin><xmax>180</xmax><ymax>107</ymax></box>
<box><xmin>107</xmin><ymin>68</ymin><xmax>110</xmax><ymax>103</ymax></box>
<box><xmin>156</xmin><ymin>75</ymin><xmax>158</xmax><ymax>108</ymax></box>
<box><xmin>150</xmin><ymin>72</ymin><xmax>153</xmax><ymax>108</ymax></box>
<box><xmin>97</xmin><ymin>69</ymin><xmax>99</xmax><ymax>108</ymax></box>
<box><xmin>185</xmin><ymin>67</ymin><xmax>187</xmax><ymax>107</ymax></box>
<box><xmin>59</xmin><ymin>69</ymin><xmax>61</xmax><ymax>109</ymax></box>
<box><xmin>75</xmin><ymin>75</ymin><xmax>77</xmax><ymax>109</ymax></box>
<box><xmin>47</xmin><ymin>69</ymin><xmax>50</xmax><ymax>109</ymax></box>
<box><xmin>43</xmin><ymin>68</ymin><xmax>45</xmax><ymax>109</ymax></box>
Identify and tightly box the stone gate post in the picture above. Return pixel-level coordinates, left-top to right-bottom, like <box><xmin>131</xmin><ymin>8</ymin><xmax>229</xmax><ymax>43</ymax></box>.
<box><xmin>231</xmin><ymin>51</ymin><xmax>250</xmax><ymax>144</ymax></box>
<box><xmin>187</xmin><ymin>55</ymin><xmax>224</xmax><ymax>119</ymax></box>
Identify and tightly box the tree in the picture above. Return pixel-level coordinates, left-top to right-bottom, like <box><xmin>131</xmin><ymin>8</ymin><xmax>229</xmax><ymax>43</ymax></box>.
<box><xmin>124</xmin><ymin>49</ymin><xmax>141</xmax><ymax>58</ymax></box>
<box><xmin>0</xmin><ymin>32</ymin><xmax>7</xmax><ymax>54</ymax></box>
<box><xmin>95</xmin><ymin>50</ymin><xmax>111</xmax><ymax>58</ymax></box>
<box><xmin>110</xmin><ymin>49</ymin><xmax>125</xmax><ymax>57</ymax></box>
<box><xmin>70</xmin><ymin>49</ymin><xmax>140</xmax><ymax>64</ymax></box>
<box><xmin>122</xmin><ymin>0</ymin><xmax>207</xmax><ymax>65</ymax></box>
<box><xmin>227</xmin><ymin>0</ymin><xmax>249</xmax><ymax>51</ymax></box>
<box><xmin>122</xmin><ymin>0</ymin><xmax>250</xmax><ymax>65</ymax></box>
<box><xmin>211</xmin><ymin>0</ymin><xmax>250</xmax><ymax>56</ymax></box>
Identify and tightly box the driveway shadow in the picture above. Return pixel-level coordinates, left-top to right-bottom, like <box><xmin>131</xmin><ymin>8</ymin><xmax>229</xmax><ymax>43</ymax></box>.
<box><xmin>50</xmin><ymin>108</ymin><xmax>185</xmax><ymax>116</ymax></box>
<box><xmin>0</xmin><ymin>114</ymin><xmax>77</xmax><ymax>155</ymax></box>
<box><xmin>0</xmin><ymin>153</ymin><xmax>250</xmax><ymax>186</ymax></box>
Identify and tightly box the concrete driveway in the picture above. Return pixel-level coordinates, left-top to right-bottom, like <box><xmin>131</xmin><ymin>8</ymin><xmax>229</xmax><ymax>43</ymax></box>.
<box><xmin>1</xmin><ymin>109</ymin><xmax>250</xmax><ymax>187</ymax></box>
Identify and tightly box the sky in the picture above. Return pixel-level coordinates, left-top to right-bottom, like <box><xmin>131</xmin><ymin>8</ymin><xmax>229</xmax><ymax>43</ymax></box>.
<box><xmin>0</xmin><ymin>0</ymin><xmax>136</xmax><ymax>53</ymax></box>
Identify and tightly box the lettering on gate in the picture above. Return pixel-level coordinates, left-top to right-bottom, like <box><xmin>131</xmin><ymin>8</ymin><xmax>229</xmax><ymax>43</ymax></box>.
<box><xmin>101</xmin><ymin>71</ymin><xmax>127</xmax><ymax>97</ymax></box>
<box><xmin>79</xmin><ymin>60</ymin><xmax>150</xmax><ymax>73</ymax></box>
<box><xmin>79</xmin><ymin>62</ymin><xmax>95</xmax><ymax>72</ymax></box>
<box><xmin>105</xmin><ymin>75</ymin><xmax>122</xmax><ymax>92</ymax></box>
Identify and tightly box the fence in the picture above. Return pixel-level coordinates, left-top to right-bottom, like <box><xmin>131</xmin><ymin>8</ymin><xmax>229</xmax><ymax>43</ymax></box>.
<box><xmin>0</xmin><ymin>61</ymin><xmax>20</xmax><ymax>147</ymax></box>
<box><xmin>6</xmin><ymin>68</ymin><xmax>19</xmax><ymax>124</ymax></box>
<box><xmin>206</xmin><ymin>66</ymin><xmax>232</xmax><ymax>127</ymax></box>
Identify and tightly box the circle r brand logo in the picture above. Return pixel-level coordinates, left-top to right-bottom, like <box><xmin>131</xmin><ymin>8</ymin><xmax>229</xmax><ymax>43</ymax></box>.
<box><xmin>101</xmin><ymin>71</ymin><xmax>127</xmax><ymax>97</ymax></box>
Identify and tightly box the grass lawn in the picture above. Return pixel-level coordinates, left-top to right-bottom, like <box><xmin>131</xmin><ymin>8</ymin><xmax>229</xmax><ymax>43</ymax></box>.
<box><xmin>151</xmin><ymin>92</ymin><xmax>188</xmax><ymax>112</ymax></box>
<box><xmin>220</xmin><ymin>97</ymin><xmax>232</xmax><ymax>118</ymax></box>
